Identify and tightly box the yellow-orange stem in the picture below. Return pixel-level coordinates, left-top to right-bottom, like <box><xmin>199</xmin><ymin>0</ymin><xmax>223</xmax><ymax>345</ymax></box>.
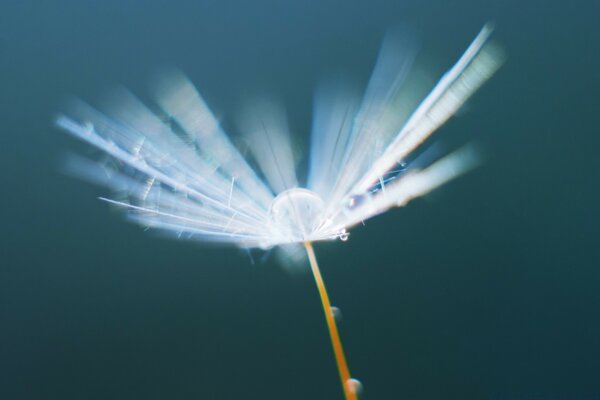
<box><xmin>304</xmin><ymin>241</ymin><xmax>358</xmax><ymax>400</ymax></box>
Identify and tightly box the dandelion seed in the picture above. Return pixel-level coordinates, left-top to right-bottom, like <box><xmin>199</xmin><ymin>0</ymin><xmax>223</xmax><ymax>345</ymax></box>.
<box><xmin>57</xmin><ymin>25</ymin><xmax>502</xmax><ymax>400</ymax></box>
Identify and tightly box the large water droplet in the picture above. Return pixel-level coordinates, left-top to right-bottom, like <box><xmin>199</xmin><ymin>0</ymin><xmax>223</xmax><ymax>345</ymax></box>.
<box><xmin>268</xmin><ymin>188</ymin><xmax>325</xmax><ymax>242</ymax></box>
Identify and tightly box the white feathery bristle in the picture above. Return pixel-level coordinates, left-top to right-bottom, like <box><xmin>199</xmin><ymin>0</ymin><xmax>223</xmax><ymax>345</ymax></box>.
<box><xmin>237</xmin><ymin>97</ymin><xmax>298</xmax><ymax>194</ymax></box>
<box><xmin>349</xmin><ymin>24</ymin><xmax>502</xmax><ymax>196</ymax></box>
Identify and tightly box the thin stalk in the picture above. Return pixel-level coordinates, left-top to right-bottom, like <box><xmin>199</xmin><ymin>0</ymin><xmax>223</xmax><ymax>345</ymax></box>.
<box><xmin>304</xmin><ymin>241</ymin><xmax>358</xmax><ymax>400</ymax></box>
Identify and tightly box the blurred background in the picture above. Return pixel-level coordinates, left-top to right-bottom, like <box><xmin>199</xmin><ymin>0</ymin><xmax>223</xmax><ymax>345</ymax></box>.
<box><xmin>1</xmin><ymin>0</ymin><xmax>598</xmax><ymax>399</ymax></box>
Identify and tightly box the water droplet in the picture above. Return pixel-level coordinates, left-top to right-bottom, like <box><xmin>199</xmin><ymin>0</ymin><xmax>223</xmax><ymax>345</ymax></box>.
<box><xmin>347</xmin><ymin>378</ymin><xmax>363</xmax><ymax>396</ymax></box>
<box><xmin>330</xmin><ymin>306</ymin><xmax>342</xmax><ymax>322</ymax></box>
<box><xmin>83</xmin><ymin>121</ymin><xmax>94</xmax><ymax>135</ymax></box>
<box><xmin>268</xmin><ymin>188</ymin><xmax>325</xmax><ymax>242</ymax></box>
<box><xmin>346</xmin><ymin>194</ymin><xmax>368</xmax><ymax>210</ymax></box>
<box><xmin>338</xmin><ymin>229</ymin><xmax>349</xmax><ymax>242</ymax></box>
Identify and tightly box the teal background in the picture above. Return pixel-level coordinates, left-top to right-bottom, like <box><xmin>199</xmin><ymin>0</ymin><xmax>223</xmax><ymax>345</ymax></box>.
<box><xmin>1</xmin><ymin>1</ymin><xmax>599</xmax><ymax>399</ymax></box>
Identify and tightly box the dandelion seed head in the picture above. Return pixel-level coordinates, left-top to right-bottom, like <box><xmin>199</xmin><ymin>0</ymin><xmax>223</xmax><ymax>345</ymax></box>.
<box><xmin>57</xmin><ymin>25</ymin><xmax>502</xmax><ymax>257</ymax></box>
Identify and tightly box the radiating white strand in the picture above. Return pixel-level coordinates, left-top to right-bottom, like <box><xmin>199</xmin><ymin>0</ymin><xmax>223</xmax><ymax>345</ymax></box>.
<box><xmin>349</xmin><ymin>24</ymin><xmax>502</xmax><ymax>197</ymax></box>
<box><xmin>57</xmin><ymin>114</ymin><xmax>248</xmax><ymax>227</ymax></box>
<box><xmin>307</xmin><ymin>82</ymin><xmax>359</xmax><ymax>199</ymax></box>
<box><xmin>63</xmin><ymin>153</ymin><xmax>136</xmax><ymax>193</ymax></box>
<box><xmin>63</xmin><ymin>122</ymin><xmax>262</xmax><ymax>228</ymax></box>
<box><xmin>327</xmin><ymin>145</ymin><xmax>479</xmax><ymax>233</ymax></box>
<box><xmin>61</xmin><ymin>119</ymin><xmax>298</xmax><ymax>246</ymax></box>
<box><xmin>152</xmin><ymin>71</ymin><xmax>274</xmax><ymax>208</ymax></box>
<box><xmin>322</xmin><ymin>32</ymin><xmax>417</xmax><ymax>208</ymax></box>
<box><xmin>99</xmin><ymin>197</ymin><xmax>265</xmax><ymax>241</ymax></box>
<box><xmin>62</xmin><ymin>100</ymin><xmax>232</xmax><ymax>203</ymax></box>
<box><xmin>133</xmin><ymin>184</ymin><xmax>264</xmax><ymax>234</ymax></box>
<box><xmin>129</xmin><ymin>215</ymin><xmax>267</xmax><ymax>246</ymax></box>
<box><xmin>100</xmin><ymin>89</ymin><xmax>270</xmax><ymax>217</ymax></box>
<box><xmin>237</xmin><ymin>98</ymin><xmax>298</xmax><ymax>194</ymax></box>
<box><xmin>56</xmin><ymin>116</ymin><xmax>268</xmax><ymax>227</ymax></box>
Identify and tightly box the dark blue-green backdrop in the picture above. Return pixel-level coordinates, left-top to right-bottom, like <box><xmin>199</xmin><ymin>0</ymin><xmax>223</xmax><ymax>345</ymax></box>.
<box><xmin>1</xmin><ymin>0</ymin><xmax>599</xmax><ymax>399</ymax></box>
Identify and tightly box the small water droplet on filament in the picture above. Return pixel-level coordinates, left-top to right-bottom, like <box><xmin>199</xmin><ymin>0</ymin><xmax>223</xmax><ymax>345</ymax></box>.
<box><xmin>346</xmin><ymin>194</ymin><xmax>368</xmax><ymax>210</ymax></box>
<box><xmin>338</xmin><ymin>229</ymin><xmax>349</xmax><ymax>242</ymax></box>
<box><xmin>330</xmin><ymin>306</ymin><xmax>342</xmax><ymax>322</ymax></box>
<box><xmin>83</xmin><ymin>121</ymin><xmax>94</xmax><ymax>132</ymax></box>
<box><xmin>347</xmin><ymin>378</ymin><xmax>363</xmax><ymax>396</ymax></box>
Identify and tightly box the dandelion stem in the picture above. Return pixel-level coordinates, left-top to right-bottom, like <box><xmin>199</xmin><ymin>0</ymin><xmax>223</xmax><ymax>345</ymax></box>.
<box><xmin>304</xmin><ymin>241</ymin><xmax>358</xmax><ymax>400</ymax></box>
